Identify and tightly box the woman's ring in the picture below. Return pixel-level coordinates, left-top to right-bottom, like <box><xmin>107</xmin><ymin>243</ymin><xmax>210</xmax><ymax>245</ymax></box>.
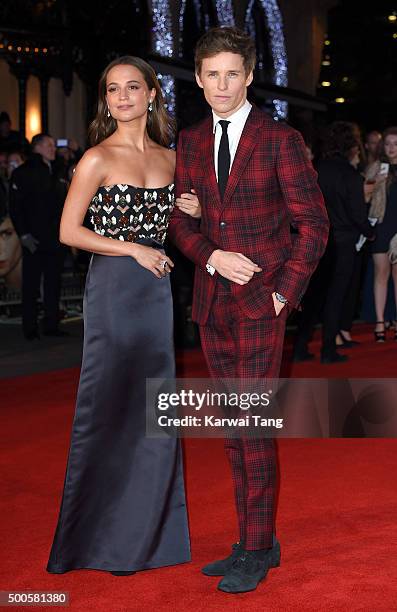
<box><xmin>161</xmin><ymin>260</ymin><xmax>168</xmax><ymax>270</ymax></box>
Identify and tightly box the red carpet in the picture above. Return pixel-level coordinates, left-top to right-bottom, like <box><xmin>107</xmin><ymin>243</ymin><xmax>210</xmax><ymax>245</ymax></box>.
<box><xmin>1</xmin><ymin>329</ymin><xmax>397</xmax><ymax>611</ymax></box>
<box><xmin>176</xmin><ymin>322</ymin><xmax>397</xmax><ymax>378</ymax></box>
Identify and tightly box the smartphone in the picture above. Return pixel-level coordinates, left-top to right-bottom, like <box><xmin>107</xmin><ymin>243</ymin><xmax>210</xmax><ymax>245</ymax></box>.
<box><xmin>56</xmin><ymin>139</ymin><xmax>68</xmax><ymax>147</ymax></box>
<box><xmin>379</xmin><ymin>162</ymin><xmax>389</xmax><ymax>176</ymax></box>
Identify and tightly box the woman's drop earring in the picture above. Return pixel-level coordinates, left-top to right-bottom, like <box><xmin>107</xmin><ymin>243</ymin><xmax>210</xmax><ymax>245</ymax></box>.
<box><xmin>148</xmin><ymin>100</ymin><xmax>153</xmax><ymax>112</ymax></box>
<box><xmin>107</xmin><ymin>106</ymin><xmax>111</xmax><ymax>118</ymax></box>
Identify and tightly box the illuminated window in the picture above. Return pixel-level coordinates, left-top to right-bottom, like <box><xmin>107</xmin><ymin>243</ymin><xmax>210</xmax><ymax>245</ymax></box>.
<box><xmin>26</xmin><ymin>77</ymin><xmax>42</xmax><ymax>141</ymax></box>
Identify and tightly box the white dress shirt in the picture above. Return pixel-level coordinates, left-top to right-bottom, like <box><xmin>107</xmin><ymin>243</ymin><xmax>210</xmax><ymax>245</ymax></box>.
<box><xmin>212</xmin><ymin>99</ymin><xmax>252</xmax><ymax>180</ymax></box>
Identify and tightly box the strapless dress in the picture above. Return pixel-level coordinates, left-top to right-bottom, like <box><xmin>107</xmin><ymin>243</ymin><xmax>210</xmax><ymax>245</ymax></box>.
<box><xmin>46</xmin><ymin>184</ymin><xmax>190</xmax><ymax>573</ymax></box>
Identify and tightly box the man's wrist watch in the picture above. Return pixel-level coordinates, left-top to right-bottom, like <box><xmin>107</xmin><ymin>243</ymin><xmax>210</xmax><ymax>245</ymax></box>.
<box><xmin>206</xmin><ymin>263</ymin><xmax>216</xmax><ymax>276</ymax></box>
<box><xmin>275</xmin><ymin>292</ymin><xmax>288</xmax><ymax>304</ymax></box>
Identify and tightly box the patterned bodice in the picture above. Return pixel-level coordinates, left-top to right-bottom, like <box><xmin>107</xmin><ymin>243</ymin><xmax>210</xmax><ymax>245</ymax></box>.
<box><xmin>89</xmin><ymin>183</ymin><xmax>174</xmax><ymax>245</ymax></box>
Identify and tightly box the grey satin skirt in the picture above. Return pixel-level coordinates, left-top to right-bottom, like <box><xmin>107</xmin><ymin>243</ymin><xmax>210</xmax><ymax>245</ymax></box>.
<box><xmin>47</xmin><ymin>253</ymin><xmax>191</xmax><ymax>573</ymax></box>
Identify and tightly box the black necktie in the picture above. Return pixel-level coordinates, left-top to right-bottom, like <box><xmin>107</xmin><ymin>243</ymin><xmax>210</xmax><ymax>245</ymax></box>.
<box><xmin>217</xmin><ymin>120</ymin><xmax>230</xmax><ymax>199</ymax></box>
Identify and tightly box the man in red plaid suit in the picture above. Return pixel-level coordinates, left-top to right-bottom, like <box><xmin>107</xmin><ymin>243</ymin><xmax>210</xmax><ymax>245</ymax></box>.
<box><xmin>168</xmin><ymin>27</ymin><xmax>329</xmax><ymax>593</ymax></box>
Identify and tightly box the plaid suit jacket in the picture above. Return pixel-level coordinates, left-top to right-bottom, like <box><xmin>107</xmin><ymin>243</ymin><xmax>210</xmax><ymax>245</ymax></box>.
<box><xmin>168</xmin><ymin>104</ymin><xmax>329</xmax><ymax>325</ymax></box>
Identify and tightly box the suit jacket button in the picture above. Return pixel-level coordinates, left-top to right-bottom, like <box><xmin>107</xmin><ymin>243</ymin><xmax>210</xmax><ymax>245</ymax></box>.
<box><xmin>220</xmin><ymin>221</ymin><xmax>227</xmax><ymax>228</ymax></box>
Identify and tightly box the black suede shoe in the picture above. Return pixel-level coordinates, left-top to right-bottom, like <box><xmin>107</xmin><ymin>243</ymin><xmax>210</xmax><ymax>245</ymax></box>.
<box><xmin>201</xmin><ymin>542</ymin><xmax>244</xmax><ymax>576</ymax></box>
<box><xmin>217</xmin><ymin>548</ymin><xmax>278</xmax><ymax>594</ymax></box>
<box><xmin>203</xmin><ymin>538</ymin><xmax>280</xmax><ymax>578</ymax></box>
<box><xmin>110</xmin><ymin>571</ymin><xmax>136</xmax><ymax>576</ymax></box>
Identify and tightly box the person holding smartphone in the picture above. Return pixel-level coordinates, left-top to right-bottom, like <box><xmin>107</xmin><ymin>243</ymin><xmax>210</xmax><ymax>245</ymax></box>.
<box><xmin>314</xmin><ymin>122</ymin><xmax>375</xmax><ymax>363</ymax></box>
<box><xmin>366</xmin><ymin>126</ymin><xmax>397</xmax><ymax>341</ymax></box>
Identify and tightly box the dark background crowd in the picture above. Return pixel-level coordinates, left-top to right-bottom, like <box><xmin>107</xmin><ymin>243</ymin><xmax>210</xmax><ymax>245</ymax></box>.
<box><xmin>0</xmin><ymin>111</ymin><xmax>85</xmax><ymax>338</ymax></box>
<box><xmin>1</xmin><ymin>106</ymin><xmax>397</xmax><ymax>360</ymax></box>
<box><xmin>1</xmin><ymin>0</ymin><xmax>397</xmax><ymax>361</ymax></box>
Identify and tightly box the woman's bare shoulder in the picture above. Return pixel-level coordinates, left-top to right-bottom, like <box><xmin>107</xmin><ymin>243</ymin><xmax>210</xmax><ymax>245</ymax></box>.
<box><xmin>78</xmin><ymin>144</ymin><xmax>108</xmax><ymax>167</ymax></box>
<box><xmin>158</xmin><ymin>146</ymin><xmax>176</xmax><ymax>168</ymax></box>
<box><xmin>72</xmin><ymin>145</ymin><xmax>109</xmax><ymax>185</ymax></box>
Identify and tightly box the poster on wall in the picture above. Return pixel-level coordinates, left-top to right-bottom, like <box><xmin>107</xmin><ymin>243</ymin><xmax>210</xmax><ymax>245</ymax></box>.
<box><xmin>0</xmin><ymin>209</ymin><xmax>22</xmax><ymax>297</ymax></box>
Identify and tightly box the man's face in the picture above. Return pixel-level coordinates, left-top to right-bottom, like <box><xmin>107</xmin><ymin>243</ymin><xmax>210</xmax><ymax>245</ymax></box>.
<box><xmin>0</xmin><ymin>216</ymin><xmax>22</xmax><ymax>278</ymax></box>
<box><xmin>7</xmin><ymin>153</ymin><xmax>23</xmax><ymax>177</ymax></box>
<box><xmin>196</xmin><ymin>52</ymin><xmax>253</xmax><ymax>118</ymax></box>
<box><xmin>349</xmin><ymin>145</ymin><xmax>360</xmax><ymax>169</ymax></box>
<box><xmin>365</xmin><ymin>132</ymin><xmax>381</xmax><ymax>156</ymax></box>
<box><xmin>35</xmin><ymin>137</ymin><xmax>56</xmax><ymax>163</ymax></box>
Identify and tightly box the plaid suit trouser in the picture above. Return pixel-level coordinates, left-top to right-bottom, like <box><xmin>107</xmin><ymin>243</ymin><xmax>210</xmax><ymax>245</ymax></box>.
<box><xmin>199</xmin><ymin>281</ymin><xmax>287</xmax><ymax>550</ymax></box>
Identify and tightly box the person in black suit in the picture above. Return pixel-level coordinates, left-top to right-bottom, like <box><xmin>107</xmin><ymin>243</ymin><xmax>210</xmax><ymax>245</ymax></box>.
<box><xmin>293</xmin><ymin>122</ymin><xmax>375</xmax><ymax>363</ymax></box>
<box><xmin>9</xmin><ymin>133</ymin><xmax>67</xmax><ymax>339</ymax></box>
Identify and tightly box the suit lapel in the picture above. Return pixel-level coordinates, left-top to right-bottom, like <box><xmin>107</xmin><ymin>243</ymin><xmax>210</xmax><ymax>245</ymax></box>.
<box><xmin>201</xmin><ymin>117</ymin><xmax>222</xmax><ymax>208</ymax></box>
<box><xmin>221</xmin><ymin>106</ymin><xmax>263</xmax><ymax>210</ymax></box>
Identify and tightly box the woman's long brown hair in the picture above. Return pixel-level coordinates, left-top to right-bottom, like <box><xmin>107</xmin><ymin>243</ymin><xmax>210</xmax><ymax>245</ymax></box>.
<box><xmin>379</xmin><ymin>126</ymin><xmax>397</xmax><ymax>189</ymax></box>
<box><xmin>88</xmin><ymin>56</ymin><xmax>175</xmax><ymax>147</ymax></box>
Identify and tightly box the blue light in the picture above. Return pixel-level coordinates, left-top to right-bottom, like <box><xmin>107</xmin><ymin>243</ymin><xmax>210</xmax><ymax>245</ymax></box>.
<box><xmin>179</xmin><ymin>0</ymin><xmax>188</xmax><ymax>57</ymax></box>
<box><xmin>151</xmin><ymin>0</ymin><xmax>176</xmax><ymax>113</ymax></box>
<box><xmin>215</xmin><ymin>0</ymin><xmax>235</xmax><ymax>26</ymax></box>
<box><xmin>245</xmin><ymin>0</ymin><xmax>288</xmax><ymax>119</ymax></box>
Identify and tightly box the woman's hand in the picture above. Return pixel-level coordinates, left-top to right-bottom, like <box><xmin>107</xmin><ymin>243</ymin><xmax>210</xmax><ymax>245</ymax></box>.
<box><xmin>130</xmin><ymin>244</ymin><xmax>174</xmax><ymax>278</ymax></box>
<box><xmin>175</xmin><ymin>189</ymin><xmax>201</xmax><ymax>218</ymax></box>
<box><xmin>364</xmin><ymin>173</ymin><xmax>387</xmax><ymax>203</ymax></box>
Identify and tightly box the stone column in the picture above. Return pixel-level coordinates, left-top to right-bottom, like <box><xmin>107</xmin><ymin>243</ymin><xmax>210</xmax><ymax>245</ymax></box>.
<box><xmin>40</xmin><ymin>76</ymin><xmax>50</xmax><ymax>133</ymax></box>
<box><xmin>10</xmin><ymin>63</ymin><xmax>30</xmax><ymax>140</ymax></box>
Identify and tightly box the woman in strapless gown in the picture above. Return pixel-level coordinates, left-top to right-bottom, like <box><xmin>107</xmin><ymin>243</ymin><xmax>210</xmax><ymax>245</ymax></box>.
<box><xmin>46</xmin><ymin>57</ymin><xmax>194</xmax><ymax>574</ymax></box>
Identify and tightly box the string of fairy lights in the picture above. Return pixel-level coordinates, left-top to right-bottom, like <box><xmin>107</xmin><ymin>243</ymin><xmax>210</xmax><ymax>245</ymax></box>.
<box><xmin>244</xmin><ymin>0</ymin><xmax>288</xmax><ymax>119</ymax></box>
<box><xmin>214</xmin><ymin>0</ymin><xmax>235</xmax><ymax>27</ymax></box>
<box><xmin>152</xmin><ymin>0</ymin><xmax>288</xmax><ymax>120</ymax></box>
<box><xmin>1</xmin><ymin>3</ymin><xmax>288</xmax><ymax>119</ymax></box>
<box><xmin>0</xmin><ymin>38</ymin><xmax>55</xmax><ymax>57</ymax></box>
<box><xmin>151</xmin><ymin>1</ymin><xmax>176</xmax><ymax>113</ymax></box>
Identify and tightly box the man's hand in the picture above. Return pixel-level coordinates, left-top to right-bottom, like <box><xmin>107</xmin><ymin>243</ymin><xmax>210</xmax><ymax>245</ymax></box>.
<box><xmin>21</xmin><ymin>233</ymin><xmax>39</xmax><ymax>254</ymax></box>
<box><xmin>208</xmin><ymin>250</ymin><xmax>262</xmax><ymax>285</ymax></box>
<box><xmin>272</xmin><ymin>292</ymin><xmax>286</xmax><ymax>316</ymax></box>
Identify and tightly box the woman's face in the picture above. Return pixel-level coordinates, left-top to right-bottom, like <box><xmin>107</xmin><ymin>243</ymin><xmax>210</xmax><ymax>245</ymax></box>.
<box><xmin>105</xmin><ymin>64</ymin><xmax>156</xmax><ymax>124</ymax></box>
<box><xmin>384</xmin><ymin>135</ymin><xmax>397</xmax><ymax>163</ymax></box>
<box><xmin>0</xmin><ymin>216</ymin><xmax>22</xmax><ymax>277</ymax></box>
<box><xmin>7</xmin><ymin>153</ymin><xmax>23</xmax><ymax>177</ymax></box>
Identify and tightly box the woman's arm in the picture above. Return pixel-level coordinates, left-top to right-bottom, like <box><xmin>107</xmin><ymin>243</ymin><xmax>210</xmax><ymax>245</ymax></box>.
<box><xmin>59</xmin><ymin>148</ymin><xmax>173</xmax><ymax>277</ymax></box>
<box><xmin>59</xmin><ymin>148</ymin><xmax>132</xmax><ymax>257</ymax></box>
<box><xmin>175</xmin><ymin>189</ymin><xmax>201</xmax><ymax>218</ymax></box>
